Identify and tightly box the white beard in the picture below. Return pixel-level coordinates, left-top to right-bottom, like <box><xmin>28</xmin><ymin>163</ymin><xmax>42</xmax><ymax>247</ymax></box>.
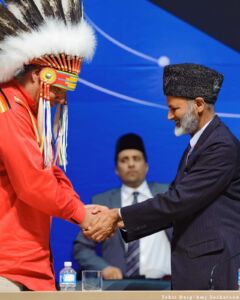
<box><xmin>174</xmin><ymin>126</ymin><xmax>186</xmax><ymax>136</ymax></box>
<box><xmin>174</xmin><ymin>102</ymin><xmax>199</xmax><ymax>137</ymax></box>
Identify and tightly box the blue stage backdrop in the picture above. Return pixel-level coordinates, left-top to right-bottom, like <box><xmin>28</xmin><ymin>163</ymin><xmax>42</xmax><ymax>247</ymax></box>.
<box><xmin>51</xmin><ymin>0</ymin><xmax>240</xmax><ymax>281</ymax></box>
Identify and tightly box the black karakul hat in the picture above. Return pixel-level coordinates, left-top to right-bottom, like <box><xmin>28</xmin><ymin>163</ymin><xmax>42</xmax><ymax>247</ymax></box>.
<box><xmin>163</xmin><ymin>63</ymin><xmax>224</xmax><ymax>104</ymax></box>
<box><xmin>115</xmin><ymin>133</ymin><xmax>147</xmax><ymax>162</ymax></box>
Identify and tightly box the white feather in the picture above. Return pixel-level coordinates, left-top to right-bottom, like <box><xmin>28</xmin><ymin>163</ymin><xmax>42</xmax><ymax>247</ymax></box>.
<box><xmin>7</xmin><ymin>3</ymin><xmax>27</xmax><ymax>26</ymax></box>
<box><xmin>81</xmin><ymin>0</ymin><xmax>84</xmax><ymax>18</ymax></box>
<box><xmin>33</xmin><ymin>0</ymin><xmax>45</xmax><ymax>19</ymax></box>
<box><xmin>48</xmin><ymin>0</ymin><xmax>56</xmax><ymax>16</ymax></box>
<box><xmin>0</xmin><ymin>19</ymin><xmax>96</xmax><ymax>83</ymax></box>
<box><xmin>61</xmin><ymin>0</ymin><xmax>71</xmax><ymax>23</ymax></box>
<box><xmin>49</xmin><ymin>0</ymin><xmax>57</xmax><ymax>9</ymax></box>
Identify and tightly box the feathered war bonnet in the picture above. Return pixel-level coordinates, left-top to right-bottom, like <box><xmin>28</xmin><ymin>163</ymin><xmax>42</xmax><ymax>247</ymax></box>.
<box><xmin>0</xmin><ymin>0</ymin><xmax>96</xmax><ymax>170</ymax></box>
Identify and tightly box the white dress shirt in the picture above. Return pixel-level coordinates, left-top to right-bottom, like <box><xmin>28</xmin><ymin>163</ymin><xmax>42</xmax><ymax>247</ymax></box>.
<box><xmin>189</xmin><ymin>118</ymin><xmax>213</xmax><ymax>150</ymax></box>
<box><xmin>121</xmin><ymin>181</ymin><xmax>171</xmax><ymax>278</ymax></box>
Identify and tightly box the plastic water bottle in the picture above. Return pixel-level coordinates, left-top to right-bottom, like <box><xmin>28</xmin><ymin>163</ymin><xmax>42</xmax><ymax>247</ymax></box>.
<box><xmin>59</xmin><ymin>261</ymin><xmax>77</xmax><ymax>291</ymax></box>
<box><xmin>238</xmin><ymin>268</ymin><xmax>240</xmax><ymax>290</ymax></box>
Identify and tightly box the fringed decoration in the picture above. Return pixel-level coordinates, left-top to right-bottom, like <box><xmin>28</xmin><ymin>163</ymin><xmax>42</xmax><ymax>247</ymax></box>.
<box><xmin>53</xmin><ymin>103</ymin><xmax>68</xmax><ymax>171</ymax></box>
<box><xmin>44</xmin><ymin>98</ymin><xmax>53</xmax><ymax>168</ymax></box>
<box><xmin>38</xmin><ymin>66</ymin><xmax>74</xmax><ymax>169</ymax></box>
<box><xmin>53</xmin><ymin>102</ymin><xmax>61</xmax><ymax>158</ymax></box>
<box><xmin>37</xmin><ymin>93</ymin><xmax>45</xmax><ymax>153</ymax></box>
<box><xmin>37</xmin><ymin>81</ymin><xmax>53</xmax><ymax>169</ymax></box>
<box><xmin>61</xmin><ymin>104</ymin><xmax>68</xmax><ymax>170</ymax></box>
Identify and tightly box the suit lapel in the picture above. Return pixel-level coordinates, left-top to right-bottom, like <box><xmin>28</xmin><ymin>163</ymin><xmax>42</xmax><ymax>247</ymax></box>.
<box><xmin>174</xmin><ymin>115</ymin><xmax>220</xmax><ymax>184</ymax></box>
<box><xmin>190</xmin><ymin>115</ymin><xmax>220</xmax><ymax>153</ymax></box>
<box><xmin>172</xmin><ymin>145</ymin><xmax>191</xmax><ymax>184</ymax></box>
<box><xmin>186</xmin><ymin>115</ymin><xmax>220</xmax><ymax>169</ymax></box>
<box><xmin>110</xmin><ymin>189</ymin><xmax>121</xmax><ymax>208</ymax></box>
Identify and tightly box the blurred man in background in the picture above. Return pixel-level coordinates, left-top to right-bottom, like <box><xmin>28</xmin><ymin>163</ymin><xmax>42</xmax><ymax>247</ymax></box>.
<box><xmin>74</xmin><ymin>133</ymin><xmax>171</xmax><ymax>280</ymax></box>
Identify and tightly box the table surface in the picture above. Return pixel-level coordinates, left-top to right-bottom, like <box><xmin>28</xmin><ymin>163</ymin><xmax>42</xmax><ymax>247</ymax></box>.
<box><xmin>77</xmin><ymin>278</ymin><xmax>171</xmax><ymax>291</ymax></box>
<box><xmin>1</xmin><ymin>290</ymin><xmax>240</xmax><ymax>300</ymax></box>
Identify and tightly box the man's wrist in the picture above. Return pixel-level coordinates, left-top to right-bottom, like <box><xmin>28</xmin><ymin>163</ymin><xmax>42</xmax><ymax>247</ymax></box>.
<box><xmin>111</xmin><ymin>208</ymin><xmax>125</xmax><ymax>229</ymax></box>
<box><xmin>111</xmin><ymin>208</ymin><xmax>122</xmax><ymax>222</ymax></box>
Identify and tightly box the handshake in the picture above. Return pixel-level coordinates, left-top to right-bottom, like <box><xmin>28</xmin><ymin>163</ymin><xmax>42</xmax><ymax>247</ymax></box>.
<box><xmin>80</xmin><ymin>205</ymin><xmax>124</xmax><ymax>242</ymax></box>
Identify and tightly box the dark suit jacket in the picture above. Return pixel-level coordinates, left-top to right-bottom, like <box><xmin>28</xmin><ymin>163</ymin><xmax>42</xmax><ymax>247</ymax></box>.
<box><xmin>121</xmin><ymin>116</ymin><xmax>240</xmax><ymax>290</ymax></box>
<box><xmin>73</xmin><ymin>182</ymin><xmax>170</xmax><ymax>276</ymax></box>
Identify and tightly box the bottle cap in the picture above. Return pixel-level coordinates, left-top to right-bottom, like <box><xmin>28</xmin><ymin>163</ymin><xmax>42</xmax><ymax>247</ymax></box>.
<box><xmin>64</xmin><ymin>261</ymin><xmax>72</xmax><ymax>267</ymax></box>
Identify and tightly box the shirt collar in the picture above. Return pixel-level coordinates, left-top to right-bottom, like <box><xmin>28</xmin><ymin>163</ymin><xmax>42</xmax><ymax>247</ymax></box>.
<box><xmin>190</xmin><ymin>118</ymin><xmax>213</xmax><ymax>149</ymax></box>
<box><xmin>122</xmin><ymin>180</ymin><xmax>149</xmax><ymax>198</ymax></box>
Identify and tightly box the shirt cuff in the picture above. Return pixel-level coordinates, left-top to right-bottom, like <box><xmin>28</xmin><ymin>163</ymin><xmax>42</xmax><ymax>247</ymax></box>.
<box><xmin>118</xmin><ymin>208</ymin><xmax>122</xmax><ymax>219</ymax></box>
<box><xmin>70</xmin><ymin>202</ymin><xmax>86</xmax><ymax>224</ymax></box>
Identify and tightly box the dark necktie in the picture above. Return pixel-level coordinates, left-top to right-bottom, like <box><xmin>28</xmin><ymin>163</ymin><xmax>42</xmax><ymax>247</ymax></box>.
<box><xmin>185</xmin><ymin>144</ymin><xmax>193</xmax><ymax>165</ymax></box>
<box><xmin>125</xmin><ymin>191</ymin><xmax>140</xmax><ymax>278</ymax></box>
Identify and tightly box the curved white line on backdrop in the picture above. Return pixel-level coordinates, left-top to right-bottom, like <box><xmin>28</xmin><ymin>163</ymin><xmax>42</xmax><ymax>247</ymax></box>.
<box><xmin>78</xmin><ymin>78</ymin><xmax>240</xmax><ymax>119</ymax></box>
<box><xmin>85</xmin><ymin>15</ymin><xmax>159</xmax><ymax>64</ymax></box>
<box><xmin>217</xmin><ymin>112</ymin><xmax>240</xmax><ymax>118</ymax></box>
<box><xmin>78</xmin><ymin>78</ymin><xmax>167</xmax><ymax>109</ymax></box>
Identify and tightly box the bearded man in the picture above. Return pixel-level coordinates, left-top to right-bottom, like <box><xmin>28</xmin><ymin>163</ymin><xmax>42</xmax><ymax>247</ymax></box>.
<box><xmin>85</xmin><ymin>63</ymin><xmax>240</xmax><ymax>290</ymax></box>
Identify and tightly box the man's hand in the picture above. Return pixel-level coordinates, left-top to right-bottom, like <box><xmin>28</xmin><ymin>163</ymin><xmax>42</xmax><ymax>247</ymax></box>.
<box><xmin>117</xmin><ymin>220</ymin><xmax>125</xmax><ymax>229</ymax></box>
<box><xmin>86</xmin><ymin>204</ymin><xmax>109</xmax><ymax>215</ymax></box>
<box><xmin>80</xmin><ymin>204</ymin><xmax>109</xmax><ymax>230</ymax></box>
<box><xmin>83</xmin><ymin>208</ymin><xmax>122</xmax><ymax>242</ymax></box>
<box><xmin>102</xmin><ymin>266</ymin><xmax>123</xmax><ymax>280</ymax></box>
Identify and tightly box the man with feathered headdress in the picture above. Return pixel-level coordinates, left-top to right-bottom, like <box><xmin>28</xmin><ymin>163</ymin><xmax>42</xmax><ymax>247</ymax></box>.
<box><xmin>0</xmin><ymin>0</ymin><xmax>97</xmax><ymax>291</ymax></box>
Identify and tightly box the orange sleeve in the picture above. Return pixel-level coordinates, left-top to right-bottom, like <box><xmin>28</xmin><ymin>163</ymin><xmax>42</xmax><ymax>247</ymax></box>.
<box><xmin>0</xmin><ymin>101</ymin><xmax>86</xmax><ymax>224</ymax></box>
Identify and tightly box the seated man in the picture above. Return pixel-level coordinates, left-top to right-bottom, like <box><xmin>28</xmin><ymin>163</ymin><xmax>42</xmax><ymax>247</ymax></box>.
<box><xmin>73</xmin><ymin>133</ymin><xmax>171</xmax><ymax>280</ymax></box>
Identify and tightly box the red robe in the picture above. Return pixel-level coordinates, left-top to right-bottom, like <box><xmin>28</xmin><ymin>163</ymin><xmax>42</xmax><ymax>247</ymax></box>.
<box><xmin>0</xmin><ymin>81</ymin><xmax>86</xmax><ymax>290</ymax></box>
